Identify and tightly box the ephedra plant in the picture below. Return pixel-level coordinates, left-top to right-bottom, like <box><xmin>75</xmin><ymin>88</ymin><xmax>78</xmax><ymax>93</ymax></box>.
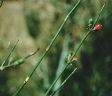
<box><xmin>0</xmin><ymin>0</ymin><xmax>106</xmax><ymax>96</ymax></box>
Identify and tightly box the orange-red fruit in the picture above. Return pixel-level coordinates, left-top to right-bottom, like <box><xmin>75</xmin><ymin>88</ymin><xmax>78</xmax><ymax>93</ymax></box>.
<box><xmin>94</xmin><ymin>24</ymin><xmax>102</xmax><ymax>31</ymax></box>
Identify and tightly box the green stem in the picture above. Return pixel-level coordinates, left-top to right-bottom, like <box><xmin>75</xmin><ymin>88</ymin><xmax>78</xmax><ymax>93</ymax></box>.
<box><xmin>91</xmin><ymin>0</ymin><xmax>106</xmax><ymax>29</ymax></box>
<box><xmin>2</xmin><ymin>64</ymin><xmax>13</xmax><ymax>70</ymax></box>
<box><xmin>13</xmin><ymin>0</ymin><xmax>82</xmax><ymax>96</ymax></box>
<box><xmin>45</xmin><ymin>31</ymin><xmax>90</xmax><ymax>96</ymax></box>
<box><xmin>44</xmin><ymin>0</ymin><xmax>82</xmax><ymax>96</ymax></box>
<box><xmin>70</xmin><ymin>0</ymin><xmax>106</xmax><ymax>62</ymax></box>
<box><xmin>2</xmin><ymin>48</ymin><xmax>39</xmax><ymax>70</ymax></box>
<box><xmin>45</xmin><ymin>1</ymin><xmax>106</xmax><ymax>95</ymax></box>
<box><xmin>13</xmin><ymin>0</ymin><xmax>106</xmax><ymax>95</ymax></box>
<box><xmin>70</xmin><ymin>31</ymin><xmax>90</xmax><ymax>61</ymax></box>
<box><xmin>45</xmin><ymin>64</ymin><xmax>69</xmax><ymax>96</ymax></box>
<box><xmin>50</xmin><ymin>68</ymin><xmax>77</xmax><ymax>96</ymax></box>
<box><xmin>1</xmin><ymin>40</ymin><xmax>19</xmax><ymax>66</ymax></box>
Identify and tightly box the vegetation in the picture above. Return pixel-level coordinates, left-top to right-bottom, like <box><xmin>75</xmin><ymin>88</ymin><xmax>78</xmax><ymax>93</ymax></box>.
<box><xmin>0</xmin><ymin>0</ymin><xmax>112</xmax><ymax>96</ymax></box>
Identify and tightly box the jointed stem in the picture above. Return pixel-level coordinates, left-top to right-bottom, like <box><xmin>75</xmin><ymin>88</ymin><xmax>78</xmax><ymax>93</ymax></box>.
<box><xmin>45</xmin><ymin>30</ymin><xmax>90</xmax><ymax>96</ymax></box>
<box><xmin>13</xmin><ymin>0</ymin><xmax>82</xmax><ymax>96</ymax></box>
<box><xmin>45</xmin><ymin>1</ymin><xmax>106</xmax><ymax>96</ymax></box>
<box><xmin>50</xmin><ymin>68</ymin><xmax>77</xmax><ymax>96</ymax></box>
<box><xmin>1</xmin><ymin>48</ymin><xmax>39</xmax><ymax>70</ymax></box>
<box><xmin>45</xmin><ymin>64</ymin><xmax>69</xmax><ymax>96</ymax></box>
<box><xmin>44</xmin><ymin>0</ymin><xmax>82</xmax><ymax>96</ymax></box>
<box><xmin>70</xmin><ymin>0</ymin><xmax>106</xmax><ymax>62</ymax></box>
<box><xmin>1</xmin><ymin>40</ymin><xmax>19</xmax><ymax>67</ymax></box>
<box><xmin>13</xmin><ymin>0</ymin><xmax>106</xmax><ymax>95</ymax></box>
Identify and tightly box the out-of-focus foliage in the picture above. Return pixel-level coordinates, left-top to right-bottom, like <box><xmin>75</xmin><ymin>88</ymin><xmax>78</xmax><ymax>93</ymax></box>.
<box><xmin>0</xmin><ymin>0</ymin><xmax>112</xmax><ymax>96</ymax></box>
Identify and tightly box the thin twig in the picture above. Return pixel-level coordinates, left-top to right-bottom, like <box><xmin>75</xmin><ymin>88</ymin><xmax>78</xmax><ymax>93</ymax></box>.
<box><xmin>13</xmin><ymin>0</ymin><xmax>82</xmax><ymax>96</ymax></box>
<box><xmin>1</xmin><ymin>48</ymin><xmax>39</xmax><ymax>70</ymax></box>
<box><xmin>69</xmin><ymin>0</ymin><xmax>106</xmax><ymax>62</ymax></box>
<box><xmin>13</xmin><ymin>0</ymin><xmax>106</xmax><ymax>95</ymax></box>
<box><xmin>45</xmin><ymin>1</ymin><xmax>106</xmax><ymax>96</ymax></box>
<box><xmin>50</xmin><ymin>68</ymin><xmax>77</xmax><ymax>96</ymax></box>
<box><xmin>1</xmin><ymin>40</ymin><xmax>19</xmax><ymax>67</ymax></box>
<box><xmin>44</xmin><ymin>0</ymin><xmax>82</xmax><ymax>96</ymax></box>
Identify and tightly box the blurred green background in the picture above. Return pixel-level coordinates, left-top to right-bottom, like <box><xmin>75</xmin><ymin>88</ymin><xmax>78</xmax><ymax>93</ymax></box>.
<box><xmin>0</xmin><ymin>0</ymin><xmax>112</xmax><ymax>96</ymax></box>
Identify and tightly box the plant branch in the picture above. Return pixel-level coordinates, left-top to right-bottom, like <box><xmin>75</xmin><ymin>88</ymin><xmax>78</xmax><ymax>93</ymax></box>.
<box><xmin>50</xmin><ymin>68</ymin><xmax>77</xmax><ymax>96</ymax></box>
<box><xmin>13</xmin><ymin>0</ymin><xmax>106</xmax><ymax>95</ymax></box>
<box><xmin>0</xmin><ymin>48</ymin><xmax>39</xmax><ymax>70</ymax></box>
<box><xmin>69</xmin><ymin>0</ymin><xmax>106</xmax><ymax>63</ymax></box>
<box><xmin>1</xmin><ymin>40</ymin><xmax>19</xmax><ymax>67</ymax></box>
<box><xmin>13</xmin><ymin>0</ymin><xmax>82</xmax><ymax>95</ymax></box>
<box><xmin>45</xmin><ymin>1</ymin><xmax>106</xmax><ymax>95</ymax></box>
<box><xmin>44</xmin><ymin>0</ymin><xmax>82</xmax><ymax>96</ymax></box>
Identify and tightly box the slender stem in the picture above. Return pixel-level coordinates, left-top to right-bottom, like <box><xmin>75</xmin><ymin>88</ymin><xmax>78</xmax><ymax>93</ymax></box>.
<box><xmin>2</xmin><ymin>48</ymin><xmax>39</xmax><ymax>70</ymax></box>
<box><xmin>45</xmin><ymin>1</ymin><xmax>106</xmax><ymax>95</ymax></box>
<box><xmin>70</xmin><ymin>31</ymin><xmax>90</xmax><ymax>61</ymax></box>
<box><xmin>24</xmin><ymin>48</ymin><xmax>39</xmax><ymax>59</ymax></box>
<box><xmin>0</xmin><ymin>0</ymin><xmax>4</xmax><ymax>8</ymax></box>
<box><xmin>50</xmin><ymin>68</ymin><xmax>77</xmax><ymax>96</ymax></box>
<box><xmin>1</xmin><ymin>40</ymin><xmax>19</xmax><ymax>66</ymax></box>
<box><xmin>45</xmin><ymin>30</ymin><xmax>90</xmax><ymax>96</ymax></box>
<box><xmin>91</xmin><ymin>0</ymin><xmax>106</xmax><ymax>30</ymax></box>
<box><xmin>13</xmin><ymin>0</ymin><xmax>106</xmax><ymax>95</ymax></box>
<box><xmin>69</xmin><ymin>0</ymin><xmax>106</xmax><ymax>62</ymax></box>
<box><xmin>13</xmin><ymin>84</ymin><xmax>25</xmax><ymax>96</ymax></box>
<box><xmin>13</xmin><ymin>0</ymin><xmax>82</xmax><ymax>96</ymax></box>
<box><xmin>44</xmin><ymin>0</ymin><xmax>82</xmax><ymax>96</ymax></box>
<box><xmin>45</xmin><ymin>64</ymin><xmax>69</xmax><ymax>96</ymax></box>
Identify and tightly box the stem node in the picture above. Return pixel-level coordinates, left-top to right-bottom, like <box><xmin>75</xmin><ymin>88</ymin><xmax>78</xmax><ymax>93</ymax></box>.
<box><xmin>24</xmin><ymin>76</ymin><xmax>29</xmax><ymax>84</ymax></box>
